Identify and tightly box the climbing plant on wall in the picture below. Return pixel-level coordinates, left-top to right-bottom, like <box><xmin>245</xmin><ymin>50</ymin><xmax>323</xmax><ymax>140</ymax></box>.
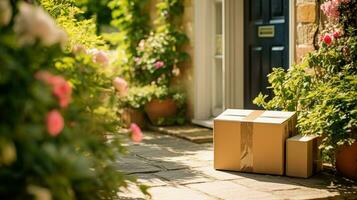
<box><xmin>109</xmin><ymin>0</ymin><xmax>189</xmax><ymax>125</ymax></box>
<box><xmin>108</xmin><ymin>0</ymin><xmax>150</xmax><ymax>81</ymax></box>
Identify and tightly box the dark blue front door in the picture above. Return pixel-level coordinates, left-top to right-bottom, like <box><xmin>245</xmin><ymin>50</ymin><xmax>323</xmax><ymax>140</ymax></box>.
<box><xmin>244</xmin><ymin>0</ymin><xmax>289</xmax><ymax>109</ymax></box>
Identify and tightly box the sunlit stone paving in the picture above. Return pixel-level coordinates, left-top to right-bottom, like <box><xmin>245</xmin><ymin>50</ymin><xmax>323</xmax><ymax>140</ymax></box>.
<box><xmin>117</xmin><ymin>131</ymin><xmax>357</xmax><ymax>200</ymax></box>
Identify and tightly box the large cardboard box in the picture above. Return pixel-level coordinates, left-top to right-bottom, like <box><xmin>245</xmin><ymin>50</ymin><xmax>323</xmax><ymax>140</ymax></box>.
<box><xmin>286</xmin><ymin>135</ymin><xmax>322</xmax><ymax>178</ymax></box>
<box><xmin>214</xmin><ymin>109</ymin><xmax>297</xmax><ymax>175</ymax></box>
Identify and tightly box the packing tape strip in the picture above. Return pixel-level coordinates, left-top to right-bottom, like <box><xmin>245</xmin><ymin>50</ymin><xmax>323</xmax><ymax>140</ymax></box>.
<box><xmin>240</xmin><ymin>110</ymin><xmax>265</xmax><ymax>172</ymax></box>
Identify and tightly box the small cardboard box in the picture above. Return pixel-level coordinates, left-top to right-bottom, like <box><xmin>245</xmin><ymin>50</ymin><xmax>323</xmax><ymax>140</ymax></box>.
<box><xmin>214</xmin><ymin>109</ymin><xmax>297</xmax><ymax>175</ymax></box>
<box><xmin>286</xmin><ymin>135</ymin><xmax>322</xmax><ymax>178</ymax></box>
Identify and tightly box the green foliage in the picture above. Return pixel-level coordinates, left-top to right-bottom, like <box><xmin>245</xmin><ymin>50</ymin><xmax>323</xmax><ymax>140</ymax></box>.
<box><xmin>133</xmin><ymin>0</ymin><xmax>188</xmax><ymax>86</ymax></box>
<box><xmin>0</xmin><ymin>1</ymin><xmax>147</xmax><ymax>199</ymax></box>
<box><xmin>74</xmin><ymin>0</ymin><xmax>113</xmax><ymax>28</ymax></box>
<box><xmin>39</xmin><ymin>0</ymin><xmax>106</xmax><ymax>50</ymax></box>
<box><xmin>119</xmin><ymin>84</ymin><xmax>186</xmax><ymax>109</ymax></box>
<box><xmin>108</xmin><ymin>0</ymin><xmax>149</xmax><ymax>80</ymax></box>
<box><xmin>254</xmin><ymin>0</ymin><xmax>357</xmax><ymax>161</ymax></box>
<box><xmin>118</xmin><ymin>84</ymin><xmax>186</xmax><ymax>125</ymax></box>
<box><xmin>109</xmin><ymin>0</ymin><xmax>189</xmax><ymax>125</ymax></box>
<box><xmin>134</xmin><ymin>31</ymin><xmax>189</xmax><ymax>85</ymax></box>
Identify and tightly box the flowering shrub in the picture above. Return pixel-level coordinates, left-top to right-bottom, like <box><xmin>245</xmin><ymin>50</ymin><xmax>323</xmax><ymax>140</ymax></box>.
<box><xmin>134</xmin><ymin>31</ymin><xmax>188</xmax><ymax>86</ymax></box>
<box><xmin>109</xmin><ymin>0</ymin><xmax>189</xmax><ymax>125</ymax></box>
<box><xmin>0</xmin><ymin>1</ymin><xmax>147</xmax><ymax>199</ymax></box>
<box><xmin>254</xmin><ymin>0</ymin><xmax>356</xmax><ymax>162</ymax></box>
<box><xmin>39</xmin><ymin>0</ymin><xmax>106</xmax><ymax>50</ymax></box>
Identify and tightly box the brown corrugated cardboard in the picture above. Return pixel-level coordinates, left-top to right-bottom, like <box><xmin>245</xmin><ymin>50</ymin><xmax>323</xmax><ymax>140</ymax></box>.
<box><xmin>214</xmin><ymin>109</ymin><xmax>297</xmax><ymax>175</ymax></box>
<box><xmin>286</xmin><ymin>135</ymin><xmax>322</xmax><ymax>178</ymax></box>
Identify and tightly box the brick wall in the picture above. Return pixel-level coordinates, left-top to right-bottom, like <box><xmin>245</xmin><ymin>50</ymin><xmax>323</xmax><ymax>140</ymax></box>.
<box><xmin>295</xmin><ymin>0</ymin><xmax>318</xmax><ymax>62</ymax></box>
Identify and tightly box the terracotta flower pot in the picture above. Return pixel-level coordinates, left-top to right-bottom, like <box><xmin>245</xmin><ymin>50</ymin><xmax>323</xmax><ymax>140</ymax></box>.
<box><xmin>121</xmin><ymin>108</ymin><xmax>145</xmax><ymax>128</ymax></box>
<box><xmin>335</xmin><ymin>141</ymin><xmax>357</xmax><ymax>180</ymax></box>
<box><xmin>144</xmin><ymin>98</ymin><xmax>178</xmax><ymax>125</ymax></box>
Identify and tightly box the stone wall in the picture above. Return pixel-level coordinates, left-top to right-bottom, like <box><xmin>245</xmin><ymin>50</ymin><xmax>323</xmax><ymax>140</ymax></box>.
<box><xmin>295</xmin><ymin>0</ymin><xmax>319</xmax><ymax>62</ymax></box>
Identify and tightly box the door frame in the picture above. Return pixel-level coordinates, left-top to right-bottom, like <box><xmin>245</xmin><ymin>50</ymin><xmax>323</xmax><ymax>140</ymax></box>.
<box><xmin>193</xmin><ymin>0</ymin><xmax>295</xmax><ymax>124</ymax></box>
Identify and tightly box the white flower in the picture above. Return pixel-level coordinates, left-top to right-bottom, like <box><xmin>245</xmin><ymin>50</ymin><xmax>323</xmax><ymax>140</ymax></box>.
<box><xmin>14</xmin><ymin>3</ymin><xmax>67</xmax><ymax>47</ymax></box>
<box><xmin>0</xmin><ymin>0</ymin><xmax>12</xmax><ymax>26</ymax></box>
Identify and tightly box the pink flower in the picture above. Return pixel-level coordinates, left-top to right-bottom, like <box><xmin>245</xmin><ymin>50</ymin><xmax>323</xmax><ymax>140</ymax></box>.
<box><xmin>35</xmin><ymin>71</ymin><xmax>72</xmax><ymax>108</ymax></box>
<box><xmin>92</xmin><ymin>51</ymin><xmax>109</xmax><ymax>66</ymax></box>
<box><xmin>72</xmin><ymin>44</ymin><xmax>86</xmax><ymax>54</ymax></box>
<box><xmin>113</xmin><ymin>77</ymin><xmax>128</xmax><ymax>96</ymax></box>
<box><xmin>323</xmin><ymin>34</ymin><xmax>332</xmax><ymax>45</ymax></box>
<box><xmin>321</xmin><ymin>0</ymin><xmax>340</xmax><ymax>20</ymax></box>
<box><xmin>46</xmin><ymin>110</ymin><xmax>64</xmax><ymax>136</ymax></box>
<box><xmin>154</xmin><ymin>61</ymin><xmax>165</xmax><ymax>69</ymax></box>
<box><xmin>52</xmin><ymin>79</ymin><xmax>72</xmax><ymax>108</ymax></box>
<box><xmin>333</xmin><ymin>31</ymin><xmax>341</xmax><ymax>38</ymax></box>
<box><xmin>130</xmin><ymin>123</ymin><xmax>143</xmax><ymax>143</ymax></box>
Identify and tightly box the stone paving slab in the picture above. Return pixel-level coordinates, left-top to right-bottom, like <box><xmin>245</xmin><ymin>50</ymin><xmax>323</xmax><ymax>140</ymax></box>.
<box><xmin>271</xmin><ymin>187</ymin><xmax>340</xmax><ymax>200</ymax></box>
<box><xmin>115</xmin><ymin>156</ymin><xmax>161</xmax><ymax>174</ymax></box>
<box><xmin>231</xmin><ymin>173</ymin><xmax>304</xmax><ymax>192</ymax></box>
<box><xmin>154</xmin><ymin>169</ymin><xmax>215</xmax><ymax>185</ymax></box>
<box><xmin>194</xmin><ymin>167</ymin><xmax>251</xmax><ymax>181</ymax></box>
<box><xmin>148</xmin><ymin>185</ymin><xmax>216</xmax><ymax>200</ymax></box>
<box><xmin>135</xmin><ymin>174</ymin><xmax>169</xmax><ymax>187</ymax></box>
<box><xmin>116</xmin><ymin>131</ymin><xmax>357</xmax><ymax>200</ymax></box>
<box><xmin>147</xmin><ymin>125</ymin><xmax>213</xmax><ymax>143</ymax></box>
<box><xmin>187</xmin><ymin>180</ymin><xmax>281</xmax><ymax>200</ymax></box>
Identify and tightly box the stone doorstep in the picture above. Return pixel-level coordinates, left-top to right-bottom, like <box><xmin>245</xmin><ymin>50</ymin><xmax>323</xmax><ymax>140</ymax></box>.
<box><xmin>147</xmin><ymin>124</ymin><xmax>213</xmax><ymax>143</ymax></box>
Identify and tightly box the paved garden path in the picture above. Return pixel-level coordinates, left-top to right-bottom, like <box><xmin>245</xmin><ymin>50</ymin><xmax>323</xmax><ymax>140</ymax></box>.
<box><xmin>117</xmin><ymin>131</ymin><xmax>356</xmax><ymax>200</ymax></box>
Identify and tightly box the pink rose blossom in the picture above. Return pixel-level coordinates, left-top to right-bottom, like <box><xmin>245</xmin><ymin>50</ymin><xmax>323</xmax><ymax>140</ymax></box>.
<box><xmin>46</xmin><ymin>110</ymin><xmax>64</xmax><ymax>136</ymax></box>
<box><xmin>72</xmin><ymin>44</ymin><xmax>86</xmax><ymax>54</ymax></box>
<box><xmin>333</xmin><ymin>31</ymin><xmax>341</xmax><ymax>38</ymax></box>
<box><xmin>130</xmin><ymin>123</ymin><xmax>143</xmax><ymax>143</ymax></box>
<box><xmin>35</xmin><ymin>71</ymin><xmax>72</xmax><ymax>108</ymax></box>
<box><xmin>154</xmin><ymin>61</ymin><xmax>165</xmax><ymax>69</ymax></box>
<box><xmin>113</xmin><ymin>77</ymin><xmax>128</xmax><ymax>96</ymax></box>
<box><xmin>321</xmin><ymin>0</ymin><xmax>340</xmax><ymax>20</ymax></box>
<box><xmin>323</xmin><ymin>34</ymin><xmax>333</xmax><ymax>45</ymax></box>
<box><xmin>52</xmin><ymin>79</ymin><xmax>72</xmax><ymax>108</ymax></box>
<box><xmin>92</xmin><ymin>51</ymin><xmax>109</xmax><ymax>66</ymax></box>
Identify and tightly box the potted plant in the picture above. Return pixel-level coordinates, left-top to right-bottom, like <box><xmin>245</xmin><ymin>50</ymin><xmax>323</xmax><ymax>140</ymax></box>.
<box><xmin>335</xmin><ymin>134</ymin><xmax>357</xmax><ymax>180</ymax></box>
<box><xmin>118</xmin><ymin>84</ymin><xmax>186</xmax><ymax>126</ymax></box>
<box><xmin>112</xmin><ymin>0</ymin><xmax>189</xmax><ymax>127</ymax></box>
<box><xmin>254</xmin><ymin>0</ymin><xmax>356</xmax><ymax>180</ymax></box>
<box><xmin>143</xmin><ymin>86</ymin><xmax>186</xmax><ymax>126</ymax></box>
<box><xmin>116</xmin><ymin>85</ymin><xmax>152</xmax><ymax>128</ymax></box>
